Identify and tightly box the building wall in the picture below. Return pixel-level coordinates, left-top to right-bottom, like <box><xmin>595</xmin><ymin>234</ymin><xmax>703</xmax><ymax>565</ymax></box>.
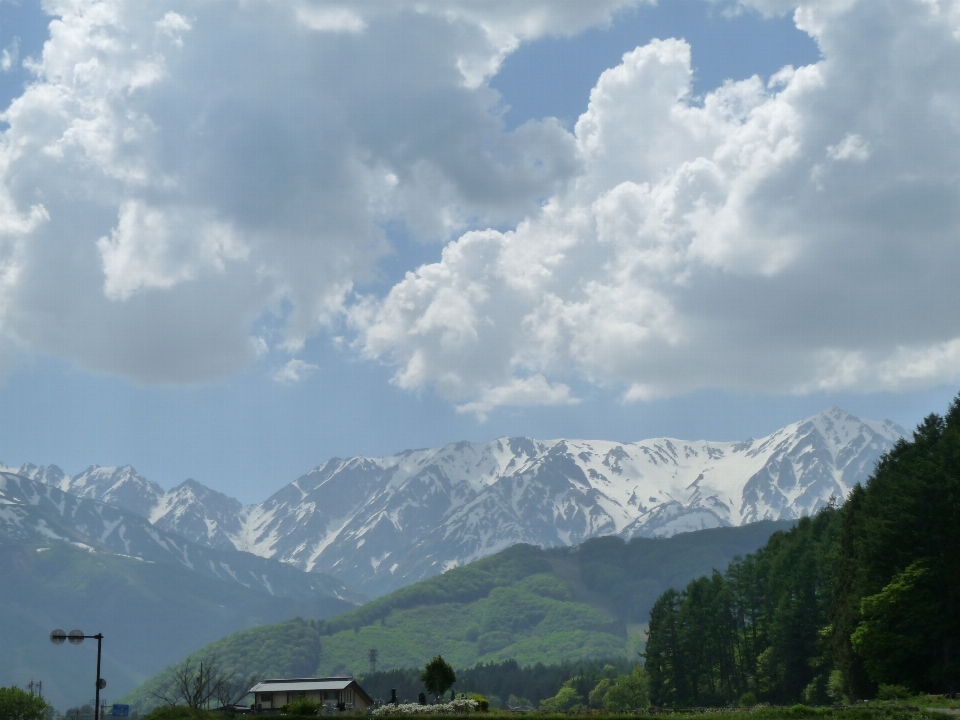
<box><xmin>254</xmin><ymin>685</ymin><xmax>370</xmax><ymax>714</ymax></box>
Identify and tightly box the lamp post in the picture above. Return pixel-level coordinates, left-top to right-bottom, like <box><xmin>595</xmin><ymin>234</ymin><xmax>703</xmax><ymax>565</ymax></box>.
<box><xmin>51</xmin><ymin>630</ymin><xmax>105</xmax><ymax>720</ymax></box>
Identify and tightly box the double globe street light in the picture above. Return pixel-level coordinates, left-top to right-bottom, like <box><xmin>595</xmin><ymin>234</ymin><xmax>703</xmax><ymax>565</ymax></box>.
<box><xmin>50</xmin><ymin>630</ymin><xmax>106</xmax><ymax>720</ymax></box>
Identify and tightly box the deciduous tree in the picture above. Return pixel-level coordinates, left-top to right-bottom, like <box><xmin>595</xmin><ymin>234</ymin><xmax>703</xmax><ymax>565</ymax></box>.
<box><xmin>0</xmin><ymin>686</ymin><xmax>48</xmax><ymax>720</ymax></box>
<box><xmin>421</xmin><ymin>656</ymin><xmax>456</xmax><ymax>703</ymax></box>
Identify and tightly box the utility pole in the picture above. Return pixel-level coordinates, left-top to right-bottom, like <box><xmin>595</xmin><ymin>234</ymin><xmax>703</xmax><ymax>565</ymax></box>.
<box><xmin>368</xmin><ymin>649</ymin><xmax>378</xmax><ymax>674</ymax></box>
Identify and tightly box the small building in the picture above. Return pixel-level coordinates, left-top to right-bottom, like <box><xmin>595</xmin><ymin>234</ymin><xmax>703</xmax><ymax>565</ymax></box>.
<box><xmin>249</xmin><ymin>678</ymin><xmax>373</xmax><ymax>714</ymax></box>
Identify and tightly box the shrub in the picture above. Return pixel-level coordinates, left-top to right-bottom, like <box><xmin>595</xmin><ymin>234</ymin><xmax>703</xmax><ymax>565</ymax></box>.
<box><xmin>603</xmin><ymin>667</ymin><xmax>649</xmax><ymax>711</ymax></box>
<box><xmin>827</xmin><ymin>670</ymin><xmax>846</xmax><ymax>705</ymax></box>
<box><xmin>539</xmin><ymin>686</ymin><xmax>580</xmax><ymax>713</ymax></box>
<box><xmin>371</xmin><ymin>699</ymin><xmax>478</xmax><ymax>716</ymax></box>
<box><xmin>467</xmin><ymin>695</ymin><xmax>488</xmax><ymax>712</ymax></box>
<box><xmin>279</xmin><ymin>699</ymin><xmax>321</xmax><ymax>716</ymax></box>
<box><xmin>142</xmin><ymin>708</ymin><xmax>217</xmax><ymax>720</ymax></box>
<box><xmin>506</xmin><ymin>695</ymin><xmax>530</xmax><ymax>708</ymax></box>
<box><xmin>588</xmin><ymin>679</ymin><xmax>612</xmax><ymax>708</ymax></box>
<box><xmin>739</xmin><ymin>692</ymin><xmax>758</xmax><ymax>707</ymax></box>
<box><xmin>877</xmin><ymin>684</ymin><xmax>913</xmax><ymax>700</ymax></box>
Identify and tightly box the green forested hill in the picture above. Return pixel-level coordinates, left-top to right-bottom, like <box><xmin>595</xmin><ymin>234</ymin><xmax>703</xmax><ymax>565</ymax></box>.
<box><xmin>0</xmin><ymin>541</ymin><xmax>356</xmax><ymax>711</ymax></box>
<box><xmin>643</xmin><ymin>394</ymin><xmax>960</xmax><ymax>705</ymax></box>
<box><xmin>123</xmin><ymin>520</ymin><xmax>791</xmax><ymax>711</ymax></box>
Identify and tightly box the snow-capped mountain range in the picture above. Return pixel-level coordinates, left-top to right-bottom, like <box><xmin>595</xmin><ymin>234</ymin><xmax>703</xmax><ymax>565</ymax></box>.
<box><xmin>15</xmin><ymin>464</ymin><xmax>246</xmax><ymax>550</ymax></box>
<box><xmin>0</xmin><ymin>471</ymin><xmax>361</xmax><ymax>603</ymax></box>
<box><xmin>4</xmin><ymin>407</ymin><xmax>907</xmax><ymax>597</ymax></box>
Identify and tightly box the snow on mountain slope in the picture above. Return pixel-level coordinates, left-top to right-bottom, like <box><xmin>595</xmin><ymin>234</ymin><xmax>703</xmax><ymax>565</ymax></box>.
<box><xmin>15</xmin><ymin>463</ymin><xmax>165</xmax><ymax>519</ymax></box>
<box><xmin>237</xmin><ymin>407</ymin><xmax>905</xmax><ymax>596</ymax></box>
<box><xmin>9</xmin><ymin>463</ymin><xmax>245</xmax><ymax>551</ymax></box>
<box><xmin>16</xmin><ymin>465</ymin><xmax>163</xmax><ymax>516</ymax></box>
<box><xmin>0</xmin><ymin>471</ymin><xmax>363</xmax><ymax>604</ymax></box>
<box><xmin>149</xmin><ymin>479</ymin><xmax>245</xmax><ymax>551</ymax></box>
<box><xmin>8</xmin><ymin>407</ymin><xmax>907</xmax><ymax>597</ymax></box>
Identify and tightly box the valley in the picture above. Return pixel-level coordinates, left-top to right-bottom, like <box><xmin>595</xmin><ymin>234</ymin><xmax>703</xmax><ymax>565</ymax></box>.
<box><xmin>119</xmin><ymin>521</ymin><xmax>791</xmax><ymax>712</ymax></box>
<box><xmin>0</xmin><ymin>406</ymin><xmax>903</xmax><ymax>710</ymax></box>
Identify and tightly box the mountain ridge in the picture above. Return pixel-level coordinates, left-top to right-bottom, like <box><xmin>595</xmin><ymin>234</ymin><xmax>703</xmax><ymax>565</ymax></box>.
<box><xmin>0</xmin><ymin>471</ymin><xmax>361</xmax><ymax>604</ymax></box>
<box><xmin>121</xmin><ymin>520</ymin><xmax>795</xmax><ymax>713</ymax></box>
<box><xmin>7</xmin><ymin>406</ymin><xmax>906</xmax><ymax>596</ymax></box>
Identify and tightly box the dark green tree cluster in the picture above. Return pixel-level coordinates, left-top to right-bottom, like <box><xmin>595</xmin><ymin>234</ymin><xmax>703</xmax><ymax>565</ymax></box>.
<box><xmin>833</xmin><ymin>404</ymin><xmax>960</xmax><ymax>698</ymax></box>
<box><xmin>644</xmin><ymin>509</ymin><xmax>839</xmax><ymax>707</ymax></box>
<box><xmin>645</xmin><ymin>394</ymin><xmax>960</xmax><ymax>705</ymax></box>
<box><xmin>358</xmin><ymin>657</ymin><xmax>632</xmax><ymax>708</ymax></box>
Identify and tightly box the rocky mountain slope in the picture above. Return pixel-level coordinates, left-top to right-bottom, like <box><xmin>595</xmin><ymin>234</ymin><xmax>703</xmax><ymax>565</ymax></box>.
<box><xmin>13</xmin><ymin>464</ymin><xmax>246</xmax><ymax>552</ymax></box>
<box><xmin>0</xmin><ymin>472</ymin><xmax>361</xmax><ymax>604</ymax></box>
<box><xmin>9</xmin><ymin>407</ymin><xmax>905</xmax><ymax>597</ymax></box>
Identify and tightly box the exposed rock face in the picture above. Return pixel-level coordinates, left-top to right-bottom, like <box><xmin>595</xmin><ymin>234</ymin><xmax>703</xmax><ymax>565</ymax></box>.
<box><xmin>10</xmin><ymin>407</ymin><xmax>905</xmax><ymax>597</ymax></box>
<box><xmin>0</xmin><ymin>471</ymin><xmax>361</xmax><ymax>603</ymax></box>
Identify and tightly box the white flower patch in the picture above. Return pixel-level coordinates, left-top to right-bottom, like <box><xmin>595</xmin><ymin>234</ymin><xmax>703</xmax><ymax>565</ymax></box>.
<box><xmin>372</xmin><ymin>698</ymin><xmax>479</xmax><ymax>716</ymax></box>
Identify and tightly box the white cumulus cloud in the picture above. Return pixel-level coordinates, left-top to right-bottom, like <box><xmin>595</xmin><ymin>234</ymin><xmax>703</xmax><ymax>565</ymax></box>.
<box><xmin>353</xmin><ymin>0</ymin><xmax>960</xmax><ymax>413</ymax></box>
<box><xmin>0</xmin><ymin>0</ymin><xmax>640</xmax><ymax>382</ymax></box>
<box><xmin>0</xmin><ymin>38</ymin><xmax>19</xmax><ymax>73</ymax></box>
<box><xmin>273</xmin><ymin>358</ymin><xmax>319</xmax><ymax>384</ymax></box>
<box><xmin>456</xmin><ymin>375</ymin><xmax>579</xmax><ymax>422</ymax></box>
<box><xmin>6</xmin><ymin>0</ymin><xmax>960</xmax><ymax>413</ymax></box>
<box><xmin>97</xmin><ymin>201</ymin><xmax>247</xmax><ymax>300</ymax></box>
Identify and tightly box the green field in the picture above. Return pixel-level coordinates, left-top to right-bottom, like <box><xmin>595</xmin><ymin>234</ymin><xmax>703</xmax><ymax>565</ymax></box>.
<box><xmin>139</xmin><ymin>701</ymin><xmax>946</xmax><ymax>720</ymax></box>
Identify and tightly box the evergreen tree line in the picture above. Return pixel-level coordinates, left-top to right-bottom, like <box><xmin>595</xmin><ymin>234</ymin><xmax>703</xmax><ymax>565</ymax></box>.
<box><xmin>644</xmin><ymin>396</ymin><xmax>960</xmax><ymax>706</ymax></box>
<box><xmin>358</xmin><ymin>657</ymin><xmax>633</xmax><ymax>708</ymax></box>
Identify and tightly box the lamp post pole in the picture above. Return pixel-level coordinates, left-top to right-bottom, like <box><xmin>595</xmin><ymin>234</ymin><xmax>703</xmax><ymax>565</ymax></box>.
<box><xmin>94</xmin><ymin>633</ymin><xmax>103</xmax><ymax>720</ymax></box>
<box><xmin>50</xmin><ymin>630</ymin><xmax>106</xmax><ymax>720</ymax></box>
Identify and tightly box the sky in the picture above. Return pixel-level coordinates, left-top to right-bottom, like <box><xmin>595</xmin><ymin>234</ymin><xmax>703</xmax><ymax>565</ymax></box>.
<box><xmin>0</xmin><ymin>0</ymin><xmax>959</xmax><ymax>503</ymax></box>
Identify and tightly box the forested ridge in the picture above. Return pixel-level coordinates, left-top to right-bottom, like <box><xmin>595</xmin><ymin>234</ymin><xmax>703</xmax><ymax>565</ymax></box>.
<box><xmin>644</xmin><ymin>396</ymin><xmax>960</xmax><ymax>705</ymax></box>
<box><xmin>123</xmin><ymin>521</ymin><xmax>787</xmax><ymax>712</ymax></box>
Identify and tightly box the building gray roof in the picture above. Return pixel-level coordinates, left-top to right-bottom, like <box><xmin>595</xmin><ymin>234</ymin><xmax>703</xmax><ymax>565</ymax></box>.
<box><xmin>249</xmin><ymin>678</ymin><xmax>365</xmax><ymax>695</ymax></box>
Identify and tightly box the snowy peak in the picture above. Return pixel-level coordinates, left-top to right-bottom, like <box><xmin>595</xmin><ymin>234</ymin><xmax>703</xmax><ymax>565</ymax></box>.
<box><xmin>18</xmin><ymin>464</ymin><xmax>248</xmax><ymax>552</ymax></box>
<box><xmin>736</xmin><ymin>408</ymin><xmax>907</xmax><ymax>524</ymax></box>
<box><xmin>0</xmin><ymin>471</ymin><xmax>362</xmax><ymax>604</ymax></box>
<box><xmin>54</xmin><ymin>464</ymin><xmax>165</xmax><ymax>518</ymax></box>
<box><xmin>149</xmin><ymin>478</ymin><xmax>246</xmax><ymax>551</ymax></box>
<box><xmin>795</xmin><ymin>405</ymin><xmax>905</xmax><ymax>457</ymax></box>
<box><xmin>10</xmin><ymin>407</ymin><xmax>908</xmax><ymax>598</ymax></box>
<box><xmin>13</xmin><ymin>463</ymin><xmax>67</xmax><ymax>487</ymax></box>
<box><xmin>235</xmin><ymin>406</ymin><xmax>903</xmax><ymax>595</ymax></box>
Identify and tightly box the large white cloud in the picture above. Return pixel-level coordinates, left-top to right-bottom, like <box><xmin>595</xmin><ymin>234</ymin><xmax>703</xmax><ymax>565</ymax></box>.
<box><xmin>0</xmin><ymin>0</ymin><xmax>641</xmax><ymax>381</ymax></box>
<box><xmin>6</xmin><ymin>0</ymin><xmax>960</xmax><ymax>411</ymax></box>
<box><xmin>352</xmin><ymin>0</ymin><xmax>960</xmax><ymax>414</ymax></box>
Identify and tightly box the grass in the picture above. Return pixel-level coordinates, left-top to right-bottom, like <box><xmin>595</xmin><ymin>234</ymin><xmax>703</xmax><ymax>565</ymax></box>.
<box><xmin>365</xmin><ymin>709</ymin><xmax>942</xmax><ymax>719</ymax></box>
<box><xmin>143</xmin><ymin>700</ymin><xmax>959</xmax><ymax>720</ymax></box>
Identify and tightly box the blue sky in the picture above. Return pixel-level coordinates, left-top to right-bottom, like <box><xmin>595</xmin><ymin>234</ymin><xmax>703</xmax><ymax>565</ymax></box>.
<box><xmin>1</xmin><ymin>0</ymin><xmax>958</xmax><ymax>503</ymax></box>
